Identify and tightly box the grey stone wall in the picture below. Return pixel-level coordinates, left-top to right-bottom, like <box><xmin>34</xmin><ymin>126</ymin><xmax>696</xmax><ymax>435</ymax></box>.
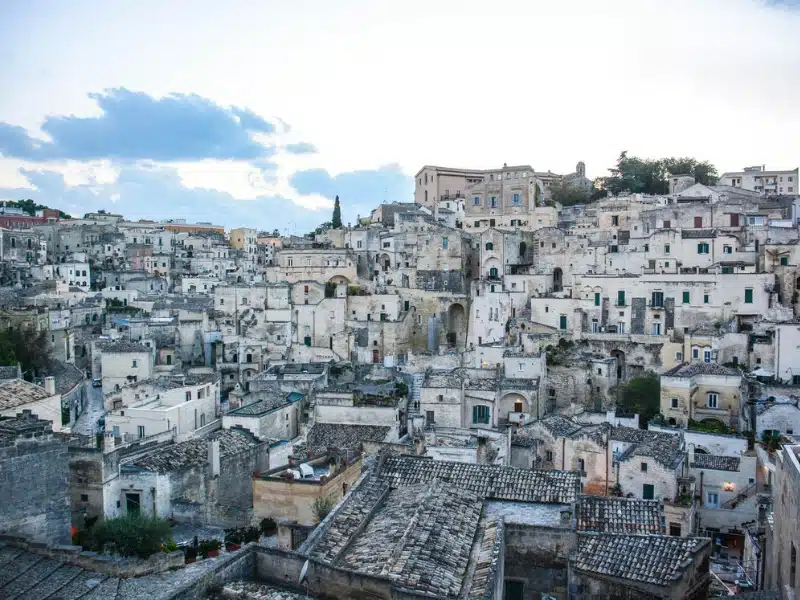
<box><xmin>0</xmin><ymin>435</ymin><xmax>71</xmax><ymax>543</ymax></box>
<box><xmin>503</xmin><ymin>524</ymin><xmax>575</xmax><ymax>600</ymax></box>
<box><xmin>631</xmin><ymin>297</ymin><xmax>646</xmax><ymax>335</ymax></box>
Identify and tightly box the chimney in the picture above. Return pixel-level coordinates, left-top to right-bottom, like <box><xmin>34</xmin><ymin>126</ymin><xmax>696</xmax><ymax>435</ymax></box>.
<box><xmin>208</xmin><ymin>439</ymin><xmax>220</xmax><ymax>477</ymax></box>
<box><xmin>44</xmin><ymin>376</ymin><xmax>56</xmax><ymax>396</ymax></box>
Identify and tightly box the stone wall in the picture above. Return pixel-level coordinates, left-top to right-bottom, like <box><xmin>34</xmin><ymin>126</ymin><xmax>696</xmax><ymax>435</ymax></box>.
<box><xmin>503</xmin><ymin>523</ymin><xmax>575</xmax><ymax>600</ymax></box>
<box><xmin>0</xmin><ymin>432</ymin><xmax>71</xmax><ymax>543</ymax></box>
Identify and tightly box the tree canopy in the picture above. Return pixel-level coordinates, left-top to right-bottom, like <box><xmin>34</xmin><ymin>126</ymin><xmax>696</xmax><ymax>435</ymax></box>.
<box><xmin>616</xmin><ymin>372</ymin><xmax>661</xmax><ymax>428</ymax></box>
<box><xmin>332</xmin><ymin>195</ymin><xmax>342</xmax><ymax>229</ymax></box>
<box><xmin>2</xmin><ymin>199</ymin><xmax>71</xmax><ymax>219</ymax></box>
<box><xmin>0</xmin><ymin>327</ymin><xmax>53</xmax><ymax>380</ymax></box>
<box><xmin>595</xmin><ymin>152</ymin><xmax>718</xmax><ymax>197</ymax></box>
<box><xmin>548</xmin><ymin>180</ymin><xmax>595</xmax><ymax>207</ymax></box>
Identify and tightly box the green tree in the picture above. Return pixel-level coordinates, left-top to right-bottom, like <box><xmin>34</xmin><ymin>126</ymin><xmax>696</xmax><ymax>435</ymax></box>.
<box><xmin>598</xmin><ymin>152</ymin><xmax>718</xmax><ymax>197</ymax></box>
<box><xmin>311</xmin><ymin>493</ymin><xmax>337</xmax><ymax>522</ymax></box>
<box><xmin>87</xmin><ymin>514</ymin><xmax>173</xmax><ymax>558</ymax></box>
<box><xmin>0</xmin><ymin>327</ymin><xmax>52</xmax><ymax>379</ymax></box>
<box><xmin>616</xmin><ymin>372</ymin><xmax>661</xmax><ymax>427</ymax></box>
<box><xmin>549</xmin><ymin>180</ymin><xmax>594</xmax><ymax>207</ymax></box>
<box><xmin>331</xmin><ymin>195</ymin><xmax>342</xmax><ymax>229</ymax></box>
<box><xmin>661</xmin><ymin>157</ymin><xmax>718</xmax><ymax>186</ymax></box>
<box><xmin>2</xmin><ymin>199</ymin><xmax>71</xmax><ymax>219</ymax></box>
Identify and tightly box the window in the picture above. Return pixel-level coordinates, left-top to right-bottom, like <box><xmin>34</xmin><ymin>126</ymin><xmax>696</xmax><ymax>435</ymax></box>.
<box><xmin>692</xmin><ymin>346</ymin><xmax>700</xmax><ymax>360</ymax></box>
<box><xmin>200</xmin><ymin>414</ymin><xmax>206</xmax><ymax>427</ymax></box>
<box><xmin>559</xmin><ymin>315</ymin><xmax>567</xmax><ymax>330</ymax></box>
<box><xmin>669</xmin><ymin>523</ymin><xmax>682</xmax><ymax>537</ymax></box>
<box><xmin>703</xmin><ymin>348</ymin><xmax>712</xmax><ymax>363</ymax></box>
<box><xmin>707</xmin><ymin>392</ymin><xmax>718</xmax><ymax>408</ymax></box>
<box><xmin>611</xmin><ymin>215</ymin><xmax>619</xmax><ymax>226</ymax></box>
<box><xmin>651</xmin><ymin>291</ymin><xmax>664</xmax><ymax>307</ymax></box>
<box><xmin>594</xmin><ymin>292</ymin><xmax>601</xmax><ymax>306</ymax></box>
<box><xmin>664</xmin><ymin>244</ymin><xmax>671</xmax><ymax>255</ymax></box>
<box><xmin>641</xmin><ymin>462</ymin><xmax>648</xmax><ymax>472</ymax></box>
<box><xmin>426</xmin><ymin>410</ymin><xmax>434</xmax><ymax>425</ymax></box>
<box><xmin>694</xmin><ymin>216</ymin><xmax>703</xmax><ymax>228</ymax></box>
<box><xmin>592</xmin><ymin>319</ymin><xmax>599</xmax><ymax>333</ymax></box>
<box><xmin>652</xmin><ymin>322</ymin><xmax>661</xmax><ymax>335</ymax></box>
<box><xmin>442</xmin><ymin>237</ymin><xmax>448</xmax><ymax>249</ymax></box>
<box><xmin>485</xmin><ymin>242</ymin><xmax>494</xmax><ymax>250</ymax></box>
<box><xmin>185</xmin><ymin>391</ymin><xmax>192</xmax><ymax>401</ymax></box>
<box><xmin>383</xmin><ymin>241</ymin><xmax>390</xmax><ymax>248</ymax></box>
<box><xmin>744</xmin><ymin>288</ymin><xmax>753</xmax><ymax>303</ymax></box>
<box><xmin>671</xmin><ymin>397</ymin><xmax>679</xmax><ymax>409</ymax></box>
<box><xmin>518</xmin><ymin>362</ymin><xmax>524</xmax><ymax>371</ymax></box>
<box><xmin>675</xmin><ymin>351</ymin><xmax>682</xmax><ymax>361</ymax></box>
<box><xmin>747</xmin><ymin>215</ymin><xmax>765</xmax><ymax>226</ymax></box>
<box><xmin>131</xmin><ymin>359</ymin><xmax>138</xmax><ymax>368</ymax></box>
<box><xmin>617</xmin><ymin>290</ymin><xmax>626</xmax><ymax>306</ymax></box>
<box><xmin>489</xmin><ymin>196</ymin><xmax>497</xmax><ymax>208</ymax></box>
<box><xmin>703</xmin><ymin>293</ymin><xmax>710</xmax><ymax>304</ymax></box>
<box><xmin>474</xmin><ymin>221</ymin><xmax>480</xmax><ymax>227</ymax></box>
<box><xmin>781</xmin><ymin>256</ymin><xmax>789</xmax><ymax>266</ymax></box>
<box><xmin>706</xmin><ymin>492</ymin><xmax>719</xmax><ymax>508</ymax></box>
<box><xmin>723</xmin><ymin>245</ymin><xmax>732</xmax><ymax>254</ymax></box>
<box><xmin>473</xmin><ymin>405</ymin><xmax>491</xmax><ymax>424</ymax></box>
<box><xmin>545</xmin><ymin>450</ymin><xmax>553</xmax><ymax>462</ymax></box>
<box><xmin>512</xmin><ymin>193</ymin><xmax>521</xmax><ymax>205</ymax></box>
<box><xmin>577</xmin><ymin>458</ymin><xmax>585</xmax><ymax>474</ymax></box>
<box><xmin>682</xmin><ymin>290</ymin><xmax>690</xmax><ymax>304</ymax></box>
<box><xmin>137</xmin><ymin>425</ymin><xmax>145</xmax><ymax>439</ymax></box>
<box><xmin>473</xmin><ymin>196</ymin><xmax>480</xmax><ymax>206</ymax></box>
<box><xmin>697</xmin><ymin>242</ymin><xmax>710</xmax><ymax>254</ymax></box>
<box><xmin>643</xmin><ymin>484</ymin><xmax>654</xmax><ymax>500</ymax></box>
<box><xmin>81</xmin><ymin>494</ymin><xmax>89</xmax><ymax>502</ymax></box>
<box><xmin>644</xmin><ymin>244</ymin><xmax>649</xmax><ymax>252</ymax></box>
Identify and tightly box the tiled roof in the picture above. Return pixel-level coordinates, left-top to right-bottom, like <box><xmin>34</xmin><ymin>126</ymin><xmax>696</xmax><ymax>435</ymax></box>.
<box><xmin>338</xmin><ymin>482</ymin><xmax>484</xmax><ymax>598</ymax></box>
<box><xmin>97</xmin><ymin>340</ymin><xmax>151</xmax><ymax>353</ymax></box>
<box><xmin>467</xmin><ymin>519</ymin><xmax>503</xmax><ymax>600</ymax></box>
<box><xmin>310</xmin><ymin>478</ymin><xmax>391</xmax><ymax>563</ymax></box>
<box><xmin>540</xmin><ymin>415</ymin><xmax>583</xmax><ymax>437</ymax></box>
<box><xmin>379</xmin><ymin>456</ymin><xmax>580</xmax><ymax>504</ymax></box>
<box><xmin>662</xmin><ymin>362</ymin><xmax>740</xmax><ymax>378</ymax></box>
<box><xmin>0</xmin><ymin>379</ymin><xmax>51</xmax><ymax>411</ymax></box>
<box><xmin>611</xmin><ymin>427</ymin><xmax>685</xmax><ymax>469</ymax></box>
<box><xmin>691</xmin><ymin>453</ymin><xmax>741</xmax><ymax>472</ymax></box>
<box><xmin>304</xmin><ymin>423</ymin><xmax>390</xmax><ymax>456</ymax></box>
<box><xmin>573</xmin><ymin>533</ymin><xmax>710</xmax><ymax>586</ymax></box>
<box><xmin>229</xmin><ymin>392</ymin><xmax>291</xmax><ymax>416</ymax></box>
<box><xmin>129</xmin><ymin>429</ymin><xmax>260</xmax><ymax>473</ymax></box>
<box><xmin>576</xmin><ymin>495</ymin><xmax>664</xmax><ymax>535</ymax></box>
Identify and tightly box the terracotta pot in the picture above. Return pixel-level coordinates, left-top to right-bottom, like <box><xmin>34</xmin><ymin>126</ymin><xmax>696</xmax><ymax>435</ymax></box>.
<box><xmin>226</xmin><ymin>543</ymin><xmax>241</xmax><ymax>551</ymax></box>
<box><xmin>207</xmin><ymin>550</ymin><xmax>219</xmax><ymax>558</ymax></box>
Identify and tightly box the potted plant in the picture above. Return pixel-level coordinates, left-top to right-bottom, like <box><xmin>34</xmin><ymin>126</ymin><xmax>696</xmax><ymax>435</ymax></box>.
<box><xmin>199</xmin><ymin>539</ymin><xmax>222</xmax><ymax>558</ymax></box>
<box><xmin>243</xmin><ymin>526</ymin><xmax>261</xmax><ymax>543</ymax></box>
<box><xmin>225</xmin><ymin>529</ymin><xmax>243</xmax><ymax>552</ymax></box>
<box><xmin>259</xmin><ymin>517</ymin><xmax>277</xmax><ymax>537</ymax></box>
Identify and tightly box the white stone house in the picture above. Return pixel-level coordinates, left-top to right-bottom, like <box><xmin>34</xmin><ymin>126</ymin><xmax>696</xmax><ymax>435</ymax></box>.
<box><xmin>98</xmin><ymin>341</ymin><xmax>154</xmax><ymax>401</ymax></box>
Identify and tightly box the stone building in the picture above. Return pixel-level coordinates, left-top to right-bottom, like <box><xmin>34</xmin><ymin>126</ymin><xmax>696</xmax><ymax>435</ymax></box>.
<box><xmin>660</xmin><ymin>363</ymin><xmax>745</xmax><ymax>429</ymax></box>
<box><xmin>0</xmin><ymin>411</ymin><xmax>71</xmax><ymax>543</ymax></box>
<box><xmin>766</xmin><ymin>443</ymin><xmax>800</xmax><ymax>596</ymax></box>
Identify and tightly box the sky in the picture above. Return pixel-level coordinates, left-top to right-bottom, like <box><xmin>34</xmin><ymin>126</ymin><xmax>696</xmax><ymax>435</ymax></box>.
<box><xmin>0</xmin><ymin>0</ymin><xmax>798</xmax><ymax>233</ymax></box>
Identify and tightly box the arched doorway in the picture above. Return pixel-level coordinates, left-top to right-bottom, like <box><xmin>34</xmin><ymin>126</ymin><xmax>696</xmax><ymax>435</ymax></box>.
<box><xmin>553</xmin><ymin>268</ymin><xmax>563</xmax><ymax>292</ymax></box>
<box><xmin>499</xmin><ymin>393</ymin><xmax>529</xmax><ymax>417</ymax></box>
<box><xmin>378</xmin><ymin>253</ymin><xmax>391</xmax><ymax>272</ymax></box>
<box><xmin>447</xmin><ymin>303</ymin><xmax>467</xmax><ymax>348</ymax></box>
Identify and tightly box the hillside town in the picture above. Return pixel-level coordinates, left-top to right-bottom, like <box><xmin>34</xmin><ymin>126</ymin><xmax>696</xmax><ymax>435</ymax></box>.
<box><xmin>1</xmin><ymin>160</ymin><xmax>800</xmax><ymax>600</ymax></box>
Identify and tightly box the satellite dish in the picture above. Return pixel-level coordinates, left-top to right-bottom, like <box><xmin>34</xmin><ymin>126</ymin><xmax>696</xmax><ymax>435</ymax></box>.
<box><xmin>299</xmin><ymin>559</ymin><xmax>309</xmax><ymax>583</ymax></box>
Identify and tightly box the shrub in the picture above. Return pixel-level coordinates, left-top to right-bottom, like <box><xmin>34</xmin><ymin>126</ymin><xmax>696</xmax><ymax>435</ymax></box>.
<box><xmin>198</xmin><ymin>539</ymin><xmax>222</xmax><ymax>558</ymax></box>
<box><xmin>88</xmin><ymin>514</ymin><xmax>172</xmax><ymax>558</ymax></box>
<box><xmin>312</xmin><ymin>494</ymin><xmax>337</xmax><ymax>523</ymax></box>
<box><xmin>259</xmin><ymin>518</ymin><xmax>277</xmax><ymax>536</ymax></box>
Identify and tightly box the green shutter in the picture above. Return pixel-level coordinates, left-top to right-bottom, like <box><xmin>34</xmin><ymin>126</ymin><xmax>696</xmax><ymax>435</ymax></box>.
<box><xmin>665</xmin><ymin>244</ymin><xmax>670</xmax><ymax>255</ymax></box>
<box><xmin>745</xmin><ymin>288</ymin><xmax>753</xmax><ymax>304</ymax></box>
<box><xmin>682</xmin><ymin>291</ymin><xmax>690</xmax><ymax>304</ymax></box>
<box><xmin>472</xmin><ymin>406</ymin><xmax>478</xmax><ymax>424</ymax></box>
<box><xmin>781</xmin><ymin>256</ymin><xmax>788</xmax><ymax>266</ymax></box>
<box><xmin>617</xmin><ymin>290</ymin><xmax>625</xmax><ymax>306</ymax></box>
<box><xmin>560</xmin><ymin>315</ymin><xmax>567</xmax><ymax>330</ymax></box>
<box><xmin>594</xmin><ymin>293</ymin><xmax>601</xmax><ymax>306</ymax></box>
<box><xmin>704</xmin><ymin>294</ymin><xmax>709</xmax><ymax>304</ymax></box>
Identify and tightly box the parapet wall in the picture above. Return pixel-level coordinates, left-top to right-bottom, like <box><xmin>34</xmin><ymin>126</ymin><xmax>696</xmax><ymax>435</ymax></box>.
<box><xmin>0</xmin><ymin>534</ymin><xmax>185</xmax><ymax>578</ymax></box>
